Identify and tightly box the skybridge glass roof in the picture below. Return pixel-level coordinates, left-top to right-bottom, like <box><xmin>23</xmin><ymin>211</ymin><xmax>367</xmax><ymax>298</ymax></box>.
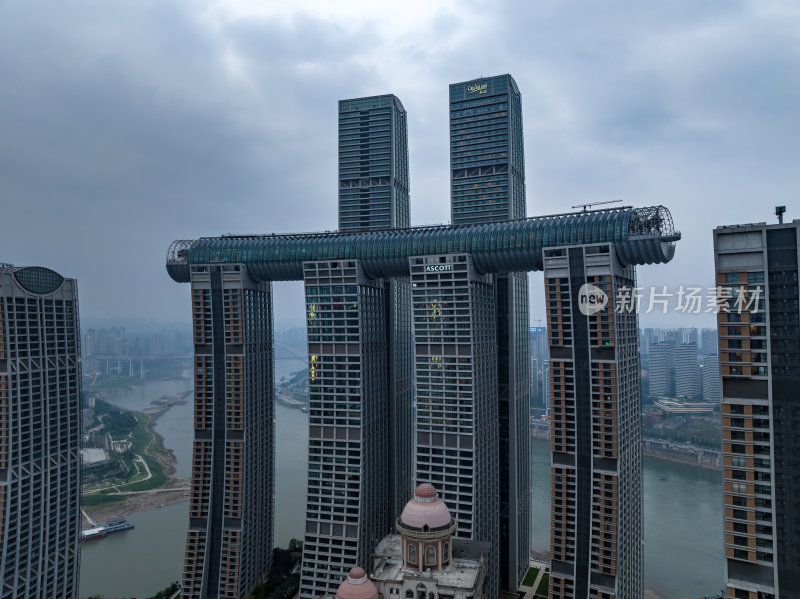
<box><xmin>166</xmin><ymin>206</ymin><xmax>679</xmax><ymax>283</ymax></box>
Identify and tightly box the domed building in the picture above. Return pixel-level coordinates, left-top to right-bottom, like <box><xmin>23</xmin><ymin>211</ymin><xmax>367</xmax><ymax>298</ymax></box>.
<box><xmin>330</xmin><ymin>567</ymin><xmax>379</xmax><ymax>599</ymax></box>
<box><xmin>368</xmin><ymin>484</ymin><xmax>488</xmax><ymax>599</ymax></box>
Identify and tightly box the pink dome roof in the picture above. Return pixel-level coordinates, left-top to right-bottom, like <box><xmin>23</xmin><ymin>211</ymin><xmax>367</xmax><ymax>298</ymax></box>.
<box><xmin>335</xmin><ymin>567</ymin><xmax>378</xmax><ymax>599</ymax></box>
<box><xmin>399</xmin><ymin>483</ymin><xmax>452</xmax><ymax>529</ymax></box>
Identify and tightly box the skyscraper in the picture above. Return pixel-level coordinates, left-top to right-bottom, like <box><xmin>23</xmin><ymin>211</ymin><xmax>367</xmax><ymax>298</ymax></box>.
<box><xmin>299</xmin><ymin>260</ymin><xmax>389</xmax><ymax>598</ymax></box>
<box><xmin>702</xmin><ymin>353</ymin><xmax>721</xmax><ymax>404</ymax></box>
<box><xmin>338</xmin><ymin>94</ymin><xmax>413</xmax><ymax>522</ymax></box>
<box><xmin>530</xmin><ymin>326</ymin><xmax>548</xmax><ymax>410</ymax></box>
<box><xmin>338</xmin><ymin>95</ymin><xmax>409</xmax><ymax>232</ymax></box>
<box><xmin>0</xmin><ymin>265</ymin><xmax>81</xmax><ymax>598</ymax></box>
<box><xmin>449</xmin><ymin>74</ymin><xmax>530</xmax><ymax>592</ymax></box>
<box><xmin>714</xmin><ymin>220</ymin><xmax>800</xmax><ymax>597</ymax></box>
<box><xmin>181</xmin><ymin>264</ymin><xmax>274</xmax><ymax>598</ymax></box>
<box><xmin>700</xmin><ymin>327</ymin><xmax>718</xmax><ymax>356</ymax></box>
<box><xmin>544</xmin><ymin>243</ymin><xmax>643</xmax><ymax>598</ymax></box>
<box><xmin>410</xmin><ymin>254</ymin><xmax>499</xmax><ymax>595</ymax></box>
<box><xmin>648</xmin><ymin>342</ymin><xmax>673</xmax><ymax>398</ymax></box>
<box><xmin>674</xmin><ymin>343</ymin><xmax>701</xmax><ymax>398</ymax></box>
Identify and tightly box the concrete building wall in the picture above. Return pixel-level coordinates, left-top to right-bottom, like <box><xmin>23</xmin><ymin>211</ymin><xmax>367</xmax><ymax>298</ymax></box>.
<box><xmin>544</xmin><ymin>244</ymin><xmax>642</xmax><ymax>599</ymax></box>
<box><xmin>714</xmin><ymin>221</ymin><xmax>800</xmax><ymax>598</ymax></box>
<box><xmin>182</xmin><ymin>264</ymin><xmax>274</xmax><ymax>599</ymax></box>
<box><xmin>0</xmin><ymin>265</ymin><xmax>82</xmax><ymax>599</ymax></box>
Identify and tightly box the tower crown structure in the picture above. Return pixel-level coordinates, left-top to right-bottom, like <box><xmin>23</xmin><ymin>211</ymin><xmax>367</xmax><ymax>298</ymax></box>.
<box><xmin>335</xmin><ymin>567</ymin><xmax>379</xmax><ymax>599</ymax></box>
<box><xmin>397</xmin><ymin>484</ymin><xmax>456</xmax><ymax>571</ymax></box>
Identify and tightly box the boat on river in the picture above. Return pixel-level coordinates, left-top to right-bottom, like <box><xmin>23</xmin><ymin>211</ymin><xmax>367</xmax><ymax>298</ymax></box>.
<box><xmin>80</xmin><ymin>518</ymin><xmax>134</xmax><ymax>542</ymax></box>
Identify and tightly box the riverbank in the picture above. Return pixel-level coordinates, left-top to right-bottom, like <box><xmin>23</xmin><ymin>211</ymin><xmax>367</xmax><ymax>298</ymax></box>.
<box><xmin>642</xmin><ymin>438</ymin><xmax>722</xmax><ymax>471</ymax></box>
<box><xmin>82</xmin><ymin>395</ymin><xmax>190</xmax><ymax>525</ymax></box>
<box><xmin>530</xmin><ymin>426</ymin><xmax>722</xmax><ymax>471</ymax></box>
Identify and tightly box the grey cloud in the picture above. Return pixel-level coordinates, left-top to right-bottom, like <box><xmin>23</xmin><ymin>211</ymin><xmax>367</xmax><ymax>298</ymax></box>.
<box><xmin>1</xmin><ymin>0</ymin><xmax>799</xmax><ymax>331</ymax></box>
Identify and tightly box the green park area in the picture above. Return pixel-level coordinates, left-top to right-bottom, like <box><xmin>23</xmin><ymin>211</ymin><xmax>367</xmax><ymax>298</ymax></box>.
<box><xmin>82</xmin><ymin>399</ymin><xmax>170</xmax><ymax>509</ymax></box>
<box><xmin>535</xmin><ymin>573</ymin><xmax>549</xmax><ymax>597</ymax></box>
<box><xmin>522</xmin><ymin>566</ymin><xmax>539</xmax><ymax>587</ymax></box>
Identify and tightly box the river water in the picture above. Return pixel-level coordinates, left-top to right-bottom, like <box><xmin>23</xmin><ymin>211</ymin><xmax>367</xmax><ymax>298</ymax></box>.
<box><xmin>80</xmin><ymin>358</ymin><xmax>723</xmax><ymax>599</ymax></box>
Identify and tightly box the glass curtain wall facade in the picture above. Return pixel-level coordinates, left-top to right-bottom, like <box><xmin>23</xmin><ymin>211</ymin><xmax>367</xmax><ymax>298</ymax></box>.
<box><xmin>450</xmin><ymin>74</ymin><xmax>530</xmax><ymax>591</ymax></box>
<box><xmin>338</xmin><ymin>94</ymin><xmax>413</xmax><ymax>525</ymax></box>
<box><xmin>299</xmin><ymin>260</ymin><xmax>389</xmax><ymax>598</ymax></box>
<box><xmin>0</xmin><ymin>265</ymin><xmax>81</xmax><ymax>599</ymax></box>
<box><xmin>410</xmin><ymin>254</ymin><xmax>499</xmax><ymax>597</ymax></box>
<box><xmin>338</xmin><ymin>94</ymin><xmax>409</xmax><ymax>232</ymax></box>
<box><xmin>714</xmin><ymin>221</ymin><xmax>800</xmax><ymax>598</ymax></box>
<box><xmin>165</xmin><ymin>205</ymin><xmax>680</xmax><ymax>284</ymax></box>
<box><xmin>182</xmin><ymin>264</ymin><xmax>274</xmax><ymax>599</ymax></box>
<box><xmin>544</xmin><ymin>244</ymin><xmax>642</xmax><ymax>599</ymax></box>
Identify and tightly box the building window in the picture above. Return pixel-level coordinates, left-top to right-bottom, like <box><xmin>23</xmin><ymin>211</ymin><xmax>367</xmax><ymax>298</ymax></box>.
<box><xmin>425</xmin><ymin>546</ymin><xmax>436</xmax><ymax>566</ymax></box>
<box><xmin>443</xmin><ymin>542</ymin><xmax>449</xmax><ymax>561</ymax></box>
<box><xmin>407</xmin><ymin>544</ymin><xmax>416</xmax><ymax>564</ymax></box>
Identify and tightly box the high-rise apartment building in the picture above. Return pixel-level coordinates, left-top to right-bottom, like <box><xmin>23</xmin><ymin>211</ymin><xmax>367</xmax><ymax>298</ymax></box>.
<box><xmin>182</xmin><ymin>264</ymin><xmax>274</xmax><ymax>598</ymax></box>
<box><xmin>674</xmin><ymin>343</ymin><xmax>701</xmax><ymax>398</ymax></box>
<box><xmin>299</xmin><ymin>260</ymin><xmax>389</xmax><ymax>598</ymax></box>
<box><xmin>450</xmin><ymin>74</ymin><xmax>530</xmax><ymax>592</ymax></box>
<box><xmin>338</xmin><ymin>94</ymin><xmax>413</xmax><ymax>522</ymax></box>
<box><xmin>701</xmin><ymin>328</ymin><xmax>718</xmax><ymax>356</ymax></box>
<box><xmin>0</xmin><ymin>265</ymin><xmax>81</xmax><ymax>598</ymax></box>
<box><xmin>410</xmin><ymin>254</ymin><xmax>499</xmax><ymax>596</ymax></box>
<box><xmin>648</xmin><ymin>342</ymin><xmax>673</xmax><ymax>398</ymax></box>
<box><xmin>530</xmin><ymin>326</ymin><xmax>548</xmax><ymax>366</ymax></box>
<box><xmin>639</xmin><ymin>328</ymin><xmax>654</xmax><ymax>357</ymax></box>
<box><xmin>714</xmin><ymin>220</ymin><xmax>800</xmax><ymax>598</ymax></box>
<box><xmin>544</xmin><ymin>243</ymin><xmax>642</xmax><ymax>599</ymax></box>
<box><xmin>530</xmin><ymin>326</ymin><xmax>548</xmax><ymax>409</ymax></box>
<box><xmin>702</xmin><ymin>354</ymin><xmax>721</xmax><ymax>404</ymax></box>
<box><xmin>681</xmin><ymin>327</ymin><xmax>699</xmax><ymax>345</ymax></box>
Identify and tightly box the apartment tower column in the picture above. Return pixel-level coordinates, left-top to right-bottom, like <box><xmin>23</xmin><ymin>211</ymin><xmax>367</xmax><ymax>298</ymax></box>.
<box><xmin>714</xmin><ymin>220</ymin><xmax>800</xmax><ymax>598</ymax></box>
<box><xmin>182</xmin><ymin>264</ymin><xmax>274</xmax><ymax>599</ymax></box>
<box><xmin>299</xmin><ymin>260</ymin><xmax>389</xmax><ymax>598</ymax></box>
<box><xmin>449</xmin><ymin>74</ymin><xmax>530</xmax><ymax>591</ymax></box>
<box><xmin>409</xmin><ymin>254</ymin><xmax>499</xmax><ymax>596</ymax></box>
<box><xmin>338</xmin><ymin>94</ymin><xmax>413</xmax><ymax>523</ymax></box>
<box><xmin>0</xmin><ymin>265</ymin><xmax>82</xmax><ymax>599</ymax></box>
<box><xmin>543</xmin><ymin>244</ymin><xmax>642</xmax><ymax>599</ymax></box>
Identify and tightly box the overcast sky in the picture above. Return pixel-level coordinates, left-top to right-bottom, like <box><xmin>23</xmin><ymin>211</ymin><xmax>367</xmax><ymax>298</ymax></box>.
<box><xmin>2</xmin><ymin>0</ymin><xmax>798</xmax><ymax>331</ymax></box>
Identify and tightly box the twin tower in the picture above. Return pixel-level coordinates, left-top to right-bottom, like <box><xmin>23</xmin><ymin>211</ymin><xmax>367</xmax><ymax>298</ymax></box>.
<box><xmin>168</xmin><ymin>74</ymin><xmax>679</xmax><ymax>599</ymax></box>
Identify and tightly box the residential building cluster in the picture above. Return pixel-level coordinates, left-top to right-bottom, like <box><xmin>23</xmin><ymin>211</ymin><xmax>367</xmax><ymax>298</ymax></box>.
<box><xmin>83</xmin><ymin>326</ymin><xmax>192</xmax><ymax>358</ymax></box>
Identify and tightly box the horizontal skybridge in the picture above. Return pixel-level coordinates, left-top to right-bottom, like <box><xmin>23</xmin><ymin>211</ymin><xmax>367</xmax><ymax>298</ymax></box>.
<box><xmin>166</xmin><ymin>205</ymin><xmax>680</xmax><ymax>282</ymax></box>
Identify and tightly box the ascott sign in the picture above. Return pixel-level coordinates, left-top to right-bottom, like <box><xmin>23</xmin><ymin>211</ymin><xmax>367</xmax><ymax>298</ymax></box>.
<box><xmin>425</xmin><ymin>264</ymin><xmax>453</xmax><ymax>272</ymax></box>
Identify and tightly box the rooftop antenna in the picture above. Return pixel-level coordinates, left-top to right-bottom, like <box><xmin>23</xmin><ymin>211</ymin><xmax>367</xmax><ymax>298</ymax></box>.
<box><xmin>571</xmin><ymin>199</ymin><xmax>623</xmax><ymax>213</ymax></box>
<box><xmin>776</xmin><ymin>205</ymin><xmax>786</xmax><ymax>224</ymax></box>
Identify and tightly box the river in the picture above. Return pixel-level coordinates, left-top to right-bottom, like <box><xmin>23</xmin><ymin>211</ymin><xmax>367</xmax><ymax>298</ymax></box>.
<box><xmin>80</xmin><ymin>358</ymin><xmax>723</xmax><ymax>599</ymax></box>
